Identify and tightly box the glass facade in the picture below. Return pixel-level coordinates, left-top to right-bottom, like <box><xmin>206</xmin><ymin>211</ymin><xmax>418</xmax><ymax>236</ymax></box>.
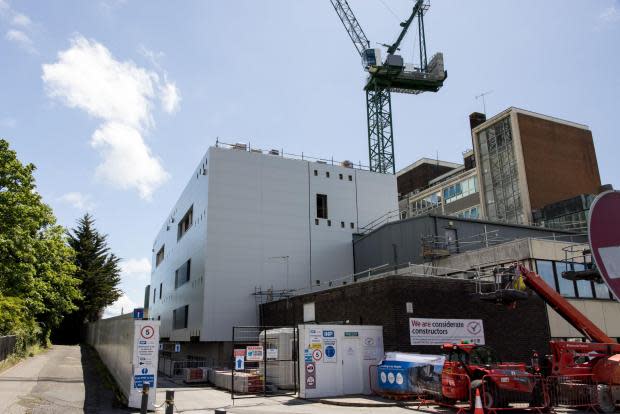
<box><xmin>443</xmin><ymin>176</ymin><xmax>478</xmax><ymax>204</ymax></box>
<box><xmin>456</xmin><ymin>205</ymin><xmax>480</xmax><ymax>219</ymax></box>
<box><xmin>477</xmin><ymin>117</ymin><xmax>524</xmax><ymax>224</ymax></box>
<box><xmin>535</xmin><ymin>259</ymin><xmax>612</xmax><ymax>300</ymax></box>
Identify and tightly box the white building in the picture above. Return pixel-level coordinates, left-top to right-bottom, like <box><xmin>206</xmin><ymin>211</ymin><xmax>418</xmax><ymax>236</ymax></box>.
<box><xmin>149</xmin><ymin>145</ymin><xmax>397</xmax><ymax>359</ymax></box>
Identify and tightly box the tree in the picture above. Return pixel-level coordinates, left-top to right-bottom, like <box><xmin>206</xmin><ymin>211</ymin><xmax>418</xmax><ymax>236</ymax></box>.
<box><xmin>0</xmin><ymin>139</ymin><xmax>81</xmax><ymax>345</ymax></box>
<box><xmin>67</xmin><ymin>214</ymin><xmax>122</xmax><ymax>323</ymax></box>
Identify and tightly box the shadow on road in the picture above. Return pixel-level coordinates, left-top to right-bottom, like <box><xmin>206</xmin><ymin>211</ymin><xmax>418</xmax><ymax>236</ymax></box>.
<box><xmin>80</xmin><ymin>344</ymin><xmax>130</xmax><ymax>413</ymax></box>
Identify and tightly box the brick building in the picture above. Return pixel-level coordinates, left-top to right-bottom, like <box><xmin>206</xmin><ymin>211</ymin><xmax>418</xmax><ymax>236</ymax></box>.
<box><xmin>260</xmin><ymin>274</ymin><xmax>550</xmax><ymax>363</ymax></box>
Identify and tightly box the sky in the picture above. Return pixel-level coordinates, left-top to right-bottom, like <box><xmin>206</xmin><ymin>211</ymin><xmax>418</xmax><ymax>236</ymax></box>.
<box><xmin>1</xmin><ymin>0</ymin><xmax>618</xmax><ymax>318</ymax></box>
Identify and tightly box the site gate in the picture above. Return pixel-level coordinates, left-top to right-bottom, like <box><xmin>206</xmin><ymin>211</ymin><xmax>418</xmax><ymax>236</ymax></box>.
<box><xmin>230</xmin><ymin>326</ymin><xmax>298</xmax><ymax>400</ymax></box>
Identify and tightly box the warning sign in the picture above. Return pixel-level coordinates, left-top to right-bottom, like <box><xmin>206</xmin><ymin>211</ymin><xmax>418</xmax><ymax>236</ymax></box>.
<box><xmin>140</xmin><ymin>325</ymin><xmax>155</xmax><ymax>339</ymax></box>
<box><xmin>312</xmin><ymin>348</ymin><xmax>323</xmax><ymax>361</ymax></box>
<box><xmin>305</xmin><ymin>362</ymin><xmax>316</xmax><ymax>389</ymax></box>
<box><xmin>246</xmin><ymin>345</ymin><xmax>264</xmax><ymax>361</ymax></box>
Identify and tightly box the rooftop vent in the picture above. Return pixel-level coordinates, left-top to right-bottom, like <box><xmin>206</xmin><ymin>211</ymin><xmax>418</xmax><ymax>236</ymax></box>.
<box><xmin>233</xmin><ymin>143</ymin><xmax>247</xmax><ymax>150</ymax></box>
<box><xmin>269</xmin><ymin>149</ymin><xmax>280</xmax><ymax>156</ymax></box>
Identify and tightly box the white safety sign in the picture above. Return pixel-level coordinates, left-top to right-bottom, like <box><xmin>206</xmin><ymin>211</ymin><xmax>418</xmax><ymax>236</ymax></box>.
<box><xmin>128</xmin><ymin>320</ymin><xmax>160</xmax><ymax>409</ymax></box>
<box><xmin>410</xmin><ymin>318</ymin><xmax>485</xmax><ymax>345</ymax></box>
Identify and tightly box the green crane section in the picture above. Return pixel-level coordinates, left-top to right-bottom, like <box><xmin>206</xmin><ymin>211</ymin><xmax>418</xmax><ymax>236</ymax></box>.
<box><xmin>329</xmin><ymin>0</ymin><xmax>447</xmax><ymax>174</ymax></box>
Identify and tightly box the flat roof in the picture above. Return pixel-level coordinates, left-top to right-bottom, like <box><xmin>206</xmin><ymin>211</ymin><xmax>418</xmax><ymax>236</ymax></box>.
<box><xmin>396</xmin><ymin>157</ymin><xmax>462</xmax><ymax>177</ymax></box>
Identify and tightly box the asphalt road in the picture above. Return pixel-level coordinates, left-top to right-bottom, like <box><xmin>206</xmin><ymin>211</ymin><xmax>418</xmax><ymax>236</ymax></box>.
<box><xmin>0</xmin><ymin>345</ymin><xmax>126</xmax><ymax>414</ymax></box>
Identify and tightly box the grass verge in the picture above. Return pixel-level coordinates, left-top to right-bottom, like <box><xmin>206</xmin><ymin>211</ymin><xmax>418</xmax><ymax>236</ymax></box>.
<box><xmin>0</xmin><ymin>343</ymin><xmax>47</xmax><ymax>374</ymax></box>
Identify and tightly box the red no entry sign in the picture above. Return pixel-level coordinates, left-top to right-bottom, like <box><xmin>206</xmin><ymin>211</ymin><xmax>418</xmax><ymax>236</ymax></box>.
<box><xmin>589</xmin><ymin>191</ymin><xmax>620</xmax><ymax>301</ymax></box>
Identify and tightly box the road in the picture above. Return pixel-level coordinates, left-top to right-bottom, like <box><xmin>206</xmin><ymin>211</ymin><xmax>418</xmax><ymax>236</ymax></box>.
<box><xmin>0</xmin><ymin>345</ymin><xmax>126</xmax><ymax>414</ymax></box>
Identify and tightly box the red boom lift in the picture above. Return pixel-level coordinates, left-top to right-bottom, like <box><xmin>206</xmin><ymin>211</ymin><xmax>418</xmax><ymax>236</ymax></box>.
<box><xmin>514</xmin><ymin>264</ymin><xmax>620</xmax><ymax>412</ymax></box>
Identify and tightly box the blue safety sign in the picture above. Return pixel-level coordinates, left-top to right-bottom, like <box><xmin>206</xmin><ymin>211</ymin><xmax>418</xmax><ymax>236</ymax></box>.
<box><xmin>325</xmin><ymin>345</ymin><xmax>335</xmax><ymax>358</ymax></box>
<box><xmin>134</xmin><ymin>374</ymin><xmax>155</xmax><ymax>388</ymax></box>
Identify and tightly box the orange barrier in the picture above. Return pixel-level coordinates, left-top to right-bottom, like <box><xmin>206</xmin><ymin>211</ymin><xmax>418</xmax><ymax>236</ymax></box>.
<box><xmin>480</xmin><ymin>374</ymin><xmax>548</xmax><ymax>414</ymax></box>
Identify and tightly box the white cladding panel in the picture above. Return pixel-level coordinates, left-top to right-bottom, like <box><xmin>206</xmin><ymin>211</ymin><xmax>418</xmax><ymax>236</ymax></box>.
<box><xmin>150</xmin><ymin>147</ymin><xmax>397</xmax><ymax>342</ymax></box>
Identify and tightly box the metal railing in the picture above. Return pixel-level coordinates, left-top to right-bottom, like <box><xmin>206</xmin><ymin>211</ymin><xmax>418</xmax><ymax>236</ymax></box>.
<box><xmin>0</xmin><ymin>336</ymin><xmax>17</xmax><ymax>362</ymax></box>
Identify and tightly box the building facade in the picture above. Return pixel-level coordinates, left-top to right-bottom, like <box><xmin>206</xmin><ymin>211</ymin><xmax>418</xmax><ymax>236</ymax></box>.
<box><xmin>398</xmin><ymin>107</ymin><xmax>603</xmax><ymax>230</ymax></box>
<box><xmin>148</xmin><ymin>145</ymin><xmax>397</xmax><ymax>358</ymax></box>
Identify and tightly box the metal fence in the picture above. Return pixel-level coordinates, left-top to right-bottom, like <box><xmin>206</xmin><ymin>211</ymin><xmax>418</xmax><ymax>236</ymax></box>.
<box><xmin>480</xmin><ymin>374</ymin><xmax>547</xmax><ymax>413</ymax></box>
<box><xmin>230</xmin><ymin>326</ymin><xmax>298</xmax><ymax>400</ymax></box>
<box><xmin>0</xmin><ymin>335</ymin><xmax>17</xmax><ymax>362</ymax></box>
<box><xmin>546</xmin><ymin>374</ymin><xmax>599</xmax><ymax>411</ymax></box>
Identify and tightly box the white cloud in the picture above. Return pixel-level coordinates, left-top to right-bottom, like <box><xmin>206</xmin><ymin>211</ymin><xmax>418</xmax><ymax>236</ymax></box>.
<box><xmin>91</xmin><ymin>122</ymin><xmax>169</xmax><ymax>199</ymax></box>
<box><xmin>103</xmin><ymin>293</ymin><xmax>140</xmax><ymax>319</ymax></box>
<box><xmin>0</xmin><ymin>0</ymin><xmax>9</xmax><ymax>13</ymax></box>
<box><xmin>104</xmin><ymin>257</ymin><xmax>151</xmax><ymax>319</ymax></box>
<box><xmin>58</xmin><ymin>192</ymin><xmax>95</xmax><ymax>210</ymax></box>
<box><xmin>11</xmin><ymin>13</ymin><xmax>31</xmax><ymax>27</ymax></box>
<box><xmin>5</xmin><ymin>29</ymin><xmax>35</xmax><ymax>53</ymax></box>
<box><xmin>600</xmin><ymin>4</ymin><xmax>620</xmax><ymax>23</ymax></box>
<box><xmin>121</xmin><ymin>257</ymin><xmax>152</xmax><ymax>280</ymax></box>
<box><xmin>160</xmin><ymin>80</ymin><xmax>181</xmax><ymax>114</ymax></box>
<box><xmin>42</xmin><ymin>36</ymin><xmax>179</xmax><ymax>199</ymax></box>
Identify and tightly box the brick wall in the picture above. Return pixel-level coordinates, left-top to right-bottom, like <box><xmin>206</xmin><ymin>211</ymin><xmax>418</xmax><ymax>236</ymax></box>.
<box><xmin>398</xmin><ymin>163</ymin><xmax>455</xmax><ymax>196</ymax></box>
<box><xmin>517</xmin><ymin>113</ymin><xmax>601</xmax><ymax>210</ymax></box>
<box><xmin>261</xmin><ymin>275</ymin><xmax>551</xmax><ymax>362</ymax></box>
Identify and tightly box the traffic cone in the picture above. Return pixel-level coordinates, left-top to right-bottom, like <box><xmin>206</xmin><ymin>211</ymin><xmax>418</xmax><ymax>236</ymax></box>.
<box><xmin>474</xmin><ymin>388</ymin><xmax>485</xmax><ymax>414</ymax></box>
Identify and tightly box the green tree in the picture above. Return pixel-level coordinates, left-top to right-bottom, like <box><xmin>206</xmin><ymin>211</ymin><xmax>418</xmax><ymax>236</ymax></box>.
<box><xmin>68</xmin><ymin>214</ymin><xmax>122</xmax><ymax>323</ymax></box>
<box><xmin>0</xmin><ymin>138</ymin><xmax>81</xmax><ymax>345</ymax></box>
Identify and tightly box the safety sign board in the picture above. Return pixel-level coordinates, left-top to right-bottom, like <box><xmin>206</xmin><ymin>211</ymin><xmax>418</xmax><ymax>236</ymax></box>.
<box><xmin>246</xmin><ymin>345</ymin><xmax>264</xmax><ymax>361</ymax></box>
<box><xmin>174</xmin><ymin>343</ymin><xmax>181</xmax><ymax>353</ymax></box>
<box><xmin>133</xmin><ymin>374</ymin><xmax>155</xmax><ymax>388</ymax></box>
<box><xmin>304</xmin><ymin>349</ymin><xmax>312</xmax><ymax>363</ymax></box>
<box><xmin>322</xmin><ymin>330</ymin><xmax>334</xmax><ymax>337</ymax></box>
<box><xmin>324</xmin><ymin>344</ymin><xmax>336</xmax><ymax>362</ymax></box>
<box><xmin>312</xmin><ymin>349</ymin><xmax>323</xmax><ymax>361</ymax></box>
<box><xmin>234</xmin><ymin>349</ymin><xmax>246</xmax><ymax>357</ymax></box>
<box><xmin>589</xmin><ymin>191</ymin><xmax>620</xmax><ymax>300</ymax></box>
<box><xmin>266</xmin><ymin>348</ymin><xmax>278</xmax><ymax>360</ymax></box>
<box><xmin>305</xmin><ymin>362</ymin><xmax>316</xmax><ymax>389</ymax></box>
<box><xmin>235</xmin><ymin>355</ymin><xmax>245</xmax><ymax>371</ymax></box>
<box><xmin>409</xmin><ymin>318</ymin><xmax>485</xmax><ymax>345</ymax></box>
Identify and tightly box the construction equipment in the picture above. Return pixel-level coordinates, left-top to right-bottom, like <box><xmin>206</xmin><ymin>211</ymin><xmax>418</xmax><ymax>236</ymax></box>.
<box><xmin>329</xmin><ymin>0</ymin><xmax>447</xmax><ymax>174</ymax></box>
<box><xmin>440</xmin><ymin>342</ymin><xmax>540</xmax><ymax>409</ymax></box>
<box><xmin>512</xmin><ymin>264</ymin><xmax>620</xmax><ymax>412</ymax></box>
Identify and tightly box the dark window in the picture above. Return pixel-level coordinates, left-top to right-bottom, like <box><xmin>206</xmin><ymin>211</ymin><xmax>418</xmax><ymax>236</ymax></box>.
<box><xmin>173</xmin><ymin>305</ymin><xmax>189</xmax><ymax>330</ymax></box>
<box><xmin>327</xmin><ymin>220</ymin><xmax>331</xmax><ymax>227</ymax></box>
<box><xmin>159</xmin><ymin>282</ymin><xmax>162</xmax><ymax>299</ymax></box>
<box><xmin>175</xmin><ymin>259</ymin><xmax>191</xmax><ymax>288</ymax></box>
<box><xmin>315</xmin><ymin>218</ymin><xmax>319</xmax><ymax>225</ymax></box>
<box><xmin>339</xmin><ymin>174</ymin><xmax>343</xmax><ymax>180</ymax></box>
<box><xmin>157</xmin><ymin>315</ymin><xmax>161</xmax><ymax>321</ymax></box>
<box><xmin>314</xmin><ymin>170</ymin><xmax>318</xmax><ymax>176</ymax></box>
<box><xmin>178</xmin><ymin>206</ymin><xmax>193</xmax><ymax>240</ymax></box>
<box><xmin>326</xmin><ymin>171</ymin><xmax>330</xmax><ymax>178</ymax></box>
<box><xmin>316</xmin><ymin>194</ymin><xmax>328</xmax><ymax>219</ymax></box>
<box><xmin>341</xmin><ymin>221</ymin><xmax>345</xmax><ymax>228</ymax></box>
<box><xmin>350</xmin><ymin>222</ymin><xmax>354</xmax><ymax>229</ymax></box>
<box><xmin>156</xmin><ymin>245</ymin><xmax>165</xmax><ymax>267</ymax></box>
<box><xmin>348</xmin><ymin>175</ymin><xmax>353</xmax><ymax>181</ymax></box>
<box><xmin>153</xmin><ymin>288</ymin><xmax>156</xmax><ymax>303</ymax></box>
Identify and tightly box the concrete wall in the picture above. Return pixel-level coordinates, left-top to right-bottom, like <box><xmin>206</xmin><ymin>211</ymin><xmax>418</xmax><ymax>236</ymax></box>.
<box><xmin>353</xmin><ymin>214</ymin><xmax>586</xmax><ymax>273</ymax></box>
<box><xmin>86</xmin><ymin>314</ymin><xmax>134</xmax><ymax>397</ymax></box>
<box><xmin>150</xmin><ymin>146</ymin><xmax>397</xmax><ymax>343</ymax></box>
<box><xmin>261</xmin><ymin>275</ymin><xmax>550</xmax><ymax>363</ymax></box>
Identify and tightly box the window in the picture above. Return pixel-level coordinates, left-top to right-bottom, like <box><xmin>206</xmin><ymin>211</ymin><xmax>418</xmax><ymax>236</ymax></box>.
<box><xmin>153</xmin><ymin>288</ymin><xmax>157</xmax><ymax>303</ymax></box>
<box><xmin>159</xmin><ymin>282</ymin><xmax>162</xmax><ymax>299</ymax></box>
<box><xmin>173</xmin><ymin>305</ymin><xmax>189</xmax><ymax>330</ymax></box>
<box><xmin>350</xmin><ymin>222</ymin><xmax>354</xmax><ymax>229</ymax></box>
<box><xmin>175</xmin><ymin>259</ymin><xmax>191</xmax><ymax>288</ymax></box>
<box><xmin>327</xmin><ymin>220</ymin><xmax>331</xmax><ymax>227</ymax></box>
<box><xmin>341</xmin><ymin>221</ymin><xmax>345</xmax><ymax>228</ymax></box>
<box><xmin>339</xmin><ymin>173</ymin><xmax>343</xmax><ymax>180</ymax></box>
<box><xmin>314</xmin><ymin>170</ymin><xmax>318</xmax><ymax>176</ymax></box>
<box><xmin>536</xmin><ymin>260</ymin><xmax>556</xmax><ymax>289</ymax></box>
<box><xmin>156</xmin><ymin>245</ymin><xmax>165</xmax><ymax>267</ymax></box>
<box><xmin>326</xmin><ymin>171</ymin><xmax>330</xmax><ymax>178</ymax></box>
<box><xmin>535</xmin><ymin>260</ymin><xmax>609</xmax><ymax>300</ymax></box>
<box><xmin>555</xmin><ymin>262</ymin><xmax>576</xmax><ymax>297</ymax></box>
<box><xmin>177</xmin><ymin>206</ymin><xmax>193</xmax><ymax>240</ymax></box>
<box><xmin>348</xmin><ymin>175</ymin><xmax>353</xmax><ymax>181</ymax></box>
<box><xmin>315</xmin><ymin>218</ymin><xmax>319</xmax><ymax>225</ymax></box>
<box><xmin>443</xmin><ymin>176</ymin><xmax>478</xmax><ymax>204</ymax></box>
<box><xmin>316</xmin><ymin>194</ymin><xmax>328</xmax><ymax>219</ymax></box>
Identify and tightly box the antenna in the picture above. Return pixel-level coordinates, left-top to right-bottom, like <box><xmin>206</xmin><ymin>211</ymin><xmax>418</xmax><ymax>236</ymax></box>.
<box><xmin>475</xmin><ymin>90</ymin><xmax>494</xmax><ymax>115</ymax></box>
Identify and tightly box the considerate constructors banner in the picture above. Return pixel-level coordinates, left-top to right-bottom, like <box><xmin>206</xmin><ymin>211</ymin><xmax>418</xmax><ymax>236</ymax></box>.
<box><xmin>409</xmin><ymin>318</ymin><xmax>485</xmax><ymax>345</ymax></box>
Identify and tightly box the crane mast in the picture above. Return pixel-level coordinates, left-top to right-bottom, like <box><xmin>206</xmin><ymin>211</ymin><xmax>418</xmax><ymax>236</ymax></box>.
<box><xmin>329</xmin><ymin>0</ymin><xmax>447</xmax><ymax>174</ymax></box>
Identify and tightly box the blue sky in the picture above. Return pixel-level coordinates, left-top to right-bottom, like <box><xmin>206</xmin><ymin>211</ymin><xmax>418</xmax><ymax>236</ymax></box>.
<box><xmin>1</xmin><ymin>0</ymin><xmax>618</xmax><ymax>317</ymax></box>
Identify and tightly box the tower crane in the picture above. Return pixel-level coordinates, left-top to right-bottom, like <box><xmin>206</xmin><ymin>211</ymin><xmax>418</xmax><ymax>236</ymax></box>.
<box><xmin>329</xmin><ymin>0</ymin><xmax>447</xmax><ymax>174</ymax></box>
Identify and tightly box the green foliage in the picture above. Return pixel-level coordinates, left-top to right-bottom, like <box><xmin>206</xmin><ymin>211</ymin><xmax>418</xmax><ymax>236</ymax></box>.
<box><xmin>68</xmin><ymin>214</ymin><xmax>122</xmax><ymax>323</ymax></box>
<box><xmin>0</xmin><ymin>139</ymin><xmax>81</xmax><ymax>345</ymax></box>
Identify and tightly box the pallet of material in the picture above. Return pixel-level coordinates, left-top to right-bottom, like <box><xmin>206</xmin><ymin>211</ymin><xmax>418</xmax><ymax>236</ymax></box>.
<box><xmin>212</xmin><ymin>370</ymin><xmax>264</xmax><ymax>393</ymax></box>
